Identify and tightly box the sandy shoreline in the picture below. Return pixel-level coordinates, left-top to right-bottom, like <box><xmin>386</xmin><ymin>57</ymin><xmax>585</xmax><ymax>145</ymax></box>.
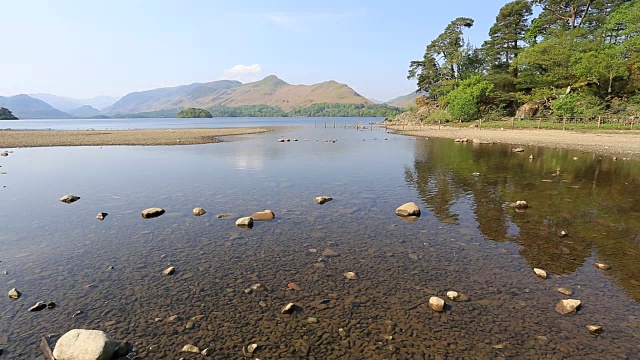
<box><xmin>388</xmin><ymin>124</ymin><xmax>640</xmax><ymax>158</ymax></box>
<box><xmin>0</xmin><ymin>128</ymin><xmax>271</xmax><ymax>148</ymax></box>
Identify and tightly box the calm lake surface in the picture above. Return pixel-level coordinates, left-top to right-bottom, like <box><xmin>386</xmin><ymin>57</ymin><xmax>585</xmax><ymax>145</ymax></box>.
<box><xmin>1</xmin><ymin>118</ymin><xmax>640</xmax><ymax>359</ymax></box>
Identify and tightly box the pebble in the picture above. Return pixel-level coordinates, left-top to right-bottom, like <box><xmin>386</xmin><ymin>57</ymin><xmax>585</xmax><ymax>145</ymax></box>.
<box><xmin>216</xmin><ymin>213</ymin><xmax>231</xmax><ymax>218</ymax></box>
<box><xmin>595</xmin><ymin>263</ymin><xmax>610</xmax><ymax>270</ymax></box>
<box><xmin>59</xmin><ymin>194</ymin><xmax>81</xmax><ymax>204</ymax></box>
<box><xmin>586</xmin><ymin>325</ymin><xmax>603</xmax><ymax>334</ymax></box>
<box><xmin>247</xmin><ymin>343</ymin><xmax>258</xmax><ymax>354</ymax></box>
<box><xmin>235</xmin><ymin>217</ymin><xmax>253</xmax><ymax>228</ymax></box>
<box><xmin>141</xmin><ymin>207</ymin><xmax>165</xmax><ymax>219</ymax></box>
<box><xmin>281</xmin><ymin>302</ymin><xmax>296</xmax><ymax>314</ymax></box>
<box><xmin>307</xmin><ymin>317</ymin><xmax>318</xmax><ymax>324</ymax></box>
<box><xmin>287</xmin><ymin>282</ymin><xmax>302</xmax><ymax>291</ymax></box>
<box><xmin>163</xmin><ymin>266</ymin><xmax>175</xmax><ymax>275</ymax></box>
<box><xmin>343</xmin><ymin>272</ymin><xmax>358</xmax><ymax>280</ymax></box>
<box><xmin>181</xmin><ymin>344</ymin><xmax>200</xmax><ymax>353</ymax></box>
<box><xmin>201</xmin><ymin>348</ymin><xmax>212</xmax><ymax>356</ymax></box>
<box><xmin>512</xmin><ymin>148</ymin><xmax>525</xmax><ymax>153</ymax></box>
<box><xmin>557</xmin><ymin>287</ymin><xmax>573</xmax><ymax>296</ymax></box>
<box><xmin>395</xmin><ymin>202</ymin><xmax>421</xmax><ymax>217</ymax></box>
<box><xmin>555</xmin><ymin>299</ymin><xmax>581</xmax><ymax>315</ymax></box>
<box><xmin>338</xmin><ymin>328</ymin><xmax>347</xmax><ymax>337</ymax></box>
<box><xmin>29</xmin><ymin>302</ymin><xmax>47</xmax><ymax>312</ymax></box>
<box><xmin>192</xmin><ymin>208</ymin><xmax>206</xmax><ymax>216</ymax></box>
<box><xmin>533</xmin><ymin>268</ymin><xmax>547</xmax><ymax>279</ymax></box>
<box><xmin>308</xmin><ymin>249</ymin><xmax>318</xmax><ymax>253</ymax></box>
<box><xmin>250</xmin><ymin>283</ymin><xmax>266</xmax><ymax>292</ymax></box>
<box><xmin>446</xmin><ymin>291</ymin><xmax>460</xmax><ymax>300</ymax></box>
<box><xmin>559</xmin><ymin>230</ymin><xmax>568</xmax><ymax>238</ymax></box>
<box><xmin>429</xmin><ymin>297</ymin><xmax>445</xmax><ymax>312</ymax></box>
<box><xmin>8</xmin><ymin>288</ymin><xmax>21</xmax><ymax>300</ymax></box>
<box><xmin>322</xmin><ymin>248</ymin><xmax>339</xmax><ymax>257</ymax></box>
<box><xmin>315</xmin><ymin>196</ymin><xmax>333</xmax><ymax>205</ymax></box>
<box><xmin>251</xmin><ymin>210</ymin><xmax>275</xmax><ymax>221</ymax></box>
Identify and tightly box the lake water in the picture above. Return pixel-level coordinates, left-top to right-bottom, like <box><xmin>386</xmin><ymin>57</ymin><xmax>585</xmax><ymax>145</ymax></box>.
<box><xmin>1</xmin><ymin>118</ymin><xmax>639</xmax><ymax>359</ymax></box>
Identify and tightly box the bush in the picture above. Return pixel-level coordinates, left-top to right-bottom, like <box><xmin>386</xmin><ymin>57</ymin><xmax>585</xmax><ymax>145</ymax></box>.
<box><xmin>427</xmin><ymin>109</ymin><xmax>452</xmax><ymax>123</ymax></box>
<box><xmin>551</xmin><ymin>92</ymin><xmax>604</xmax><ymax>119</ymax></box>
<box><xmin>442</xmin><ymin>75</ymin><xmax>494</xmax><ymax>121</ymax></box>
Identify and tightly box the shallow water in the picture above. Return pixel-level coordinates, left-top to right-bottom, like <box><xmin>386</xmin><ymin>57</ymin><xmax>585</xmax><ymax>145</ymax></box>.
<box><xmin>1</xmin><ymin>121</ymin><xmax>639</xmax><ymax>359</ymax></box>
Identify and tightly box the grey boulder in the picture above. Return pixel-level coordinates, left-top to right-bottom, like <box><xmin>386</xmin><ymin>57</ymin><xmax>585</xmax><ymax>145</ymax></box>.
<box><xmin>53</xmin><ymin>329</ymin><xmax>118</xmax><ymax>360</ymax></box>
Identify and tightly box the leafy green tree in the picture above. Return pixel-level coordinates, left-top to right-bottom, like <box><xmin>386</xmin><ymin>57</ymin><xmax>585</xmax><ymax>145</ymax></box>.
<box><xmin>483</xmin><ymin>0</ymin><xmax>533</xmax><ymax>74</ymax></box>
<box><xmin>408</xmin><ymin>17</ymin><xmax>475</xmax><ymax>95</ymax></box>
<box><xmin>551</xmin><ymin>91</ymin><xmax>604</xmax><ymax>117</ymax></box>
<box><xmin>177</xmin><ymin>108</ymin><xmax>213</xmax><ymax>118</ymax></box>
<box><xmin>531</xmin><ymin>0</ymin><xmax>625</xmax><ymax>34</ymax></box>
<box><xmin>572</xmin><ymin>45</ymin><xmax>628</xmax><ymax>94</ymax></box>
<box><xmin>442</xmin><ymin>75</ymin><xmax>494</xmax><ymax>121</ymax></box>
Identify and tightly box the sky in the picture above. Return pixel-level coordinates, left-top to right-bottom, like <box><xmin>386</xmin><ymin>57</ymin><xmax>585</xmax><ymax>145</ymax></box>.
<box><xmin>0</xmin><ymin>0</ymin><xmax>512</xmax><ymax>102</ymax></box>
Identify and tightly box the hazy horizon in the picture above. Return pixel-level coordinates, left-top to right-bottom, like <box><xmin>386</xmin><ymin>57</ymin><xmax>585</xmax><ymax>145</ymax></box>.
<box><xmin>0</xmin><ymin>0</ymin><xmax>509</xmax><ymax>101</ymax></box>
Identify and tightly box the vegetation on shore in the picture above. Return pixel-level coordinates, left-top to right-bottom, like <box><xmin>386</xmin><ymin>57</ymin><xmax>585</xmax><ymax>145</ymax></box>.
<box><xmin>0</xmin><ymin>107</ymin><xmax>18</xmax><ymax>120</ymax></box>
<box><xmin>402</xmin><ymin>0</ymin><xmax>640</xmax><ymax>125</ymax></box>
<box><xmin>177</xmin><ymin>108</ymin><xmax>213</xmax><ymax>118</ymax></box>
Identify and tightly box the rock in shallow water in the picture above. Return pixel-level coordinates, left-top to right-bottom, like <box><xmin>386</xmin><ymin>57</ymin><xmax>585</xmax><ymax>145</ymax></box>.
<box><xmin>192</xmin><ymin>207</ymin><xmax>206</xmax><ymax>216</ymax></box>
<box><xmin>557</xmin><ymin>287</ymin><xmax>573</xmax><ymax>296</ymax></box>
<box><xmin>322</xmin><ymin>248</ymin><xmax>339</xmax><ymax>257</ymax></box>
<box><xmin>96</xmin><ymin>212</ymin><xmax>108</xmax><ymax>221</ymax></box>
<box><xmin>555</xmin><ymin>299</ymin><xmax>581</xmax><ymax>315</ymax></box>
<box><xmin>281</xmin><ymin>302</ymin><xmax>296</xmax><ymax>314</ymax></box>
<box><xmin>236</xmin><ymin>217</ymin><xmax>254</xmax><ymax>228</ymax></box>
<box><xmin>53</xmin><ymin>329</ymin><xmax>118</xmax><ymax>360</ymax></box>
<box><xmin>181</xmin><ymin>344</ymin><xmax>200</xmax><ymax>353</ymax></box>
<box><xmin>315</xmin><ymin>196</ymin><xmax>333</xmax><ymax>205</ymax></box>
<box><xmin>395</xmin><ymin>202</ymin><xmax>421</xmax><ymax>217</ymax></box>
<box><xmin>533</xmin><ymin>268</ymin><xmax>547</xmax><ymax>279</ymax></box>
<box><xmin>163</xmin><ymin>266</ymin><xmax>175</xmax><ymax>275</ymax></box>
<box><xmin>8</xmin><ymin>288</ymin><xmax>21</xmax><ymax>300</ymax></box>
<box><xmin>595</xmin><ymin>262</ymin><xmax>610</xmax><ymax>270</ymax></box>
<box><xmin>343</xmin><ymin>272</ymin><xmax>358</xmax><ymax>280</ymax></box>
<box><xmin>29</xmin><ymin>302</ymin><xmax>47</xmax><ymax>312</ymax></box>
<box><xmin>586</xmin><ymin>325</ymin><xmax>603</xmax><ymax>334</ymax></box>
<box><xmin>60</xmin><ymin>195</ymin><xmax>81</xmax><ymax>204</ymax></box>
<box><xmin>251</xmin><ymin>210</ymin><xmax>275</xmax><ymax>221</ymax></box>
<box><xmin>429</xmin><ymin>297</ymin><xmax>445</xmax><ymax>312</ymax></box>
<box><xmin>446</xmin><ymin>291</ymin><xmax>460</xmax><ymax>300</ymax></box>
<box><xmin>141</xmin><ymin>208</ymin><xmax>165</xmax><ymax>219</ymax></box>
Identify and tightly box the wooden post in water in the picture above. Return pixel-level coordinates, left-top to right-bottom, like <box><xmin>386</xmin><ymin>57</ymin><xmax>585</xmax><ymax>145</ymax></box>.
<box><xmin>597</xmin><ymin>116</ymin><xmax>601</xmax><ymax>129</ymax></box>
<box><xmin>314</xmin><ymin>121</ymin><xmax>316</xmax><ymax>128</ymax></box>
<box><xmin>333</xmin><ymin>121</ymin><xmax>336</xmax><ymax>129</ymax></box>
<box><xmin>324</xmin><ymin>122</ymin><xmax>327</xmax><ymax>128</ymax></box>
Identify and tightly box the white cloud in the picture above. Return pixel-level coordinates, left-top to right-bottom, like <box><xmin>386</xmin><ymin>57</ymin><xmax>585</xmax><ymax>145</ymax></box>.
<box><xmin>221</xmin><ymin>64</ymin><xmax>263</xmax><ymax>83</ymax></box>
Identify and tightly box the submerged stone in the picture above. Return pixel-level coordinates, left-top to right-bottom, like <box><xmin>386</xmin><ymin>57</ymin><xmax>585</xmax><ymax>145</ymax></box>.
<box><xmin>60</xmin><ymin>194</ymin><xmax>81</xmax><ymax>204</ymax></box>
<box><xmin>395</xmin><ymin>202</ymin><xmax>421</xmax><ymax>217</ymax></box>
<box><xmin>141</xmin><ymin>207</ymin><xmax>165</xmax><ymax>219</ymax></box>
<box><xmin>53</xmin><ymin>329</ymin><xmax>118</xmax><ymax>360</ymax></box>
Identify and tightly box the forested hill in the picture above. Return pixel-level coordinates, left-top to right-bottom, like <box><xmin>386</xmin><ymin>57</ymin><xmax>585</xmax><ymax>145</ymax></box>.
<box><xmin>105</xmin><ymin>75</ymin><xmax>374</xmax><ymax>115</ymax></box>
<box><xmin>404</xmin><ymin>0</ymin><xmax>640</xmax><ymax>122</ymax></box>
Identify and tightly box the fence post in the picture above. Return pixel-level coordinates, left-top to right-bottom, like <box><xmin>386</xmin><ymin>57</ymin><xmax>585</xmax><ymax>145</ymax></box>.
<box><xmin>511</xmin><ymin>118</ymin><xmax>514</xmax><ymax>130</ymax></box>
<box><xmin>563</xmin><ymin>118</ymin><xmax>566</xmax><ymax>131</ymax></box>
<box><xmin>598</xmin><ymin>116</ymin><xmax>601</xmax><ymax>129</ymax></box>
<box><xmin>479</xmin><ymin>118</ymin><xmax>482</xmax><ymax>130</ymax></box>
<box><xmin>438</xmin><ymin>118</ymin><xmax>441</xmax><ymax>130</ymax></box>
<box><xmin>459</xmin><ymin>119</ymin><xmax>462</xmax><ymax>129</ymax></box>
<box><xmin>632</xmin><ymin>117</ymin><xmax>635</xmax><ymax>130</ymax></box>
<box><xmin>537</xmin><ymin>118</ymin><xmax>541</xmax><ymax>129</ymax></box>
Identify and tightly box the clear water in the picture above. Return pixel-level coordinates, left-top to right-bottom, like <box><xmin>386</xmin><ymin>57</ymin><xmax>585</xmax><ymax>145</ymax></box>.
<box><xmin>0</xmin><ymin>119</ymin><xmax>639</xmax><ymax>359</ymax></box>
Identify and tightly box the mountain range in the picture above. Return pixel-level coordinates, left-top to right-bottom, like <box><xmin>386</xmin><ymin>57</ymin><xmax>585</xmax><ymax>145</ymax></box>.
<box><xmin>1</xmin><ymin>76</ymin><xmax>420</xmax><ymax>119</ymax></box>
<box><xmin>104</xmin><ymin>75</ymin><xmax>374</xmax><ymax>114</ymax></box>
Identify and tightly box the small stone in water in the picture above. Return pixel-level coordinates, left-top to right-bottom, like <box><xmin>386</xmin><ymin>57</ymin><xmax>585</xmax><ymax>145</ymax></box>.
<box><xmin>192</xmin><ymin>208</ymin><xmax>206</xmax><ymax>216</ymax></box>
<box><xmin>251</xmin><ymin>210</ymin><xmax>275</xmax><ymax>221</ymax></box>
<box><xmin>429</xmin><ymin>297</ymin><xmax>445</xmax><ymax>312</ymax></box>
<box><xmin>163</xmin><ymin>266</ymin><xmax>175</xmax><ymax>275</ymax></box>
<box><xmin>281</xmin><ymin>302</ymin><xmax>296</xmax><ymax>314</ymax></box>
<box><xmin>235</xmin><ymin>217</ymin><xmax>253</xmax><ymax>228</ymax></box>
<box><xmin>555</xmin><ymin>299</ymin><xmax>581</xmax><ymax>315</ymax></box>
<box><xmin>315</xmin><ymin>196</ymin><xmax>333</xmax><ymax>205</ymax></box>
<box><xmin>559</xmin><ymin>230</ymin><xmax>568</xmax><ymax>238</ymax></box>
<box><xmin>343</xmin><ymin>272</ymin><xmax>358</xmax><ymax>280</ymax></box>
<box><xmin>201</xmin><ymin>348</ymin><xmax>212</xmax><ymax>356</ymax></box>
<box><xmin>595</xmin><ymin>263</ymin><xmax>610</xmax><ymax>270</ymax></box>
<box><xmin>72</xmin><ymin>310</ymin><xmax>83</xmax><ymax>318</ymax></box>
<box><xmin>8</xmin><ymin>288</ymin><xmax>21</xmax><ymax>300</ymax></box>
<box><xmin>216</xmin><ymin>213</ymin><xmax>231</xmax><ymax>218</ymax></box>
<box><xmin>309</xmin><ymin>249</ymin><xmax>318</xmax><ymax>253</ymax></box>
<box><xmin>322</xmin><ymin>248</ymin><xmax>339</xmax><ymax>257</ymax></box>
<box><xmin>557</xmin><ymin>287</ymin><xmax>573</xmax><ymax>296</ymax></box>
<box><xmin>181</xmin><ymin>344</ymin><xmax>200</xmax><ymax>353</ymax></box>
<box><xmin>338</xmin><ymin>328</ymin><xmax>347</xmax><ymax>337</ymax></box>
<box><xmin>59</xmin><ymin>194</ymin><xmax>81</xmax><ymax>204</ymax></box>
<box><xmin>586</xmin><ymin>325</ymin><xmax>603</xmax><ymax>335</ymax></box>
<box><xmin>141</xmin><ymin>207</ymin><xmax>165</xmax><ymax>219</ymax></box>
<box><xmin>29</xmin><ymin>302</ymin><xmax>47</xmax><ymax>312</ymax></box>
<box><xmin>395</xmin><ymin>202</ymin><xmax>421</xmax><ymax>217</ymax></box>
<box><xmin>287</xmin><ymin>282</ymin><xmax>302</xmax><ymax>291</ymax></box>
<box><xmin>96</xmin><ymin>212</ymin><xmax>108</xmax><ymax>221</ymax></box>
<box><xmin>247</xmin><ymin>343</ymin><xmax>258</xmax><ymax>354</ymax></box>
<box><xmin>250</xmin><ymin>283</ymin><xmax>266</xmax><ymax>292</ymax></box>
<box><xmin>446</xmin><ymin>291</ymin><xmax>460</xmax><ymax>300</ymax></box>
<box><xmin>533</xmin><ymin>268</ymin><xmax>547</xmax><ymax>279</ymax></box>
<box><xmin>47</xmin><ymin>302</ymin><xmax>56</xmax><ymax>309</ymax></box>
<box><xmin>308</xmin><ymin>317</ymin><xmax>318</xmax><ymax>323</ymax></box>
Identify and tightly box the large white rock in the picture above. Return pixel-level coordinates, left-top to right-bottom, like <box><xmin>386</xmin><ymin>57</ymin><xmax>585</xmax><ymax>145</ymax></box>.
<box><xmin>53</xmin><ymin>329</ymin><xmax>118</xmax><ymax>360</ymax></box>
<box><xmin>235</xmin><ymin>217</ymin><xmax>254</xmax><ymax>228</ymax></box>
<box><xmin>429</xmin><ymin>296</ymin><xmax>445</xmax><ymax>312</ymax></box>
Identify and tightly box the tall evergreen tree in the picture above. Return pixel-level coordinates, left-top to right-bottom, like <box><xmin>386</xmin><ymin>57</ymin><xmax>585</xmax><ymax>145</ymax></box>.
<box><xmin>483</xmin><ymin>0</ymin><xmax>533</xmax><ymax>73</ymax></box>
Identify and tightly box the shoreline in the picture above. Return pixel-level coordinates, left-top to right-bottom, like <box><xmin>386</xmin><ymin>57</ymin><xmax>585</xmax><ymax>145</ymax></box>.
<box><xmin>387</xmin><ymin>124</ymin><xmax>640</xmax><ymax>159</ymax></box>
<box><xmin>0</xmin><ymin>128</ymin><xmax>272</xmax><ymax>148</ymax></box>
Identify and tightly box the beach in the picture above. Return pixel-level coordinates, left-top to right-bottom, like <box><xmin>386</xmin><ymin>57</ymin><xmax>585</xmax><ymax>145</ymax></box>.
<box><xmin>0</xmin><ymin>128</ymin><xmax>271</xmax><ymax>148</ymax></box>
<box><xmin>388</xmin><ymin>125</ymin><xmax>640</xmax><ymax>158</ymax></box>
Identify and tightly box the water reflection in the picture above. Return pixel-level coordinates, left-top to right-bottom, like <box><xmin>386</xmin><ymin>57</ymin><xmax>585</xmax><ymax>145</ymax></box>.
<box><xmin>406</xmin><ymin>139</ymin><xmax>640</xmax><ymax>300</ymax></box>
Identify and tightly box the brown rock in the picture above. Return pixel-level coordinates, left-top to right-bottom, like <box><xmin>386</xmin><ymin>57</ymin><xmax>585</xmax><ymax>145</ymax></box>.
<box><xmin>429</xmin><ymin>297</ymin><xmax>445</xmax><ymax>312</ymax></box>
<box><xmin>287</xmin><ymin>282</ymin><xmax>302</xmax><ymax>291</ymax></box>
<box><xmin>343</xmin><ymin>272</ymin><xmax>358</xmax><ymax>280</ymax></box>
<box><xmin>555</xmin><ymin>299</ymin><xmax>581</xmax><ymax>315</ymax></box>
<box><xmin>192</xmin><ymin>208</ymin><xmax>206</xmax><ymax>216</ymax></box>
<box><xmin>595</xmin><ymin>263</ymin><xmax>610</xmax><ymax>270</ymax></box>
<box><xmin>251</xmin><ymin>210</ymin><xmax>275</xmax><ymax>221</ymax></box>
<box><xmin>322</xmin><ymin>248</ymin><xmax>339</xmax><ymax>257</ymax></box>
<box><xmin>141</xmin><ymin>207</ymin><xmax>165</xmax><ymax>219</ymax></box>
<box><xmin>395</xmin><ymin>202</ymin><xmax>421</xmax><ymax>217</ymax></box>
<box><xmin>557</xmin><ymin>287</ymin><xmax>573</xmax><ymax>296</ymax></box>
<box><xmin>315</xmin><ymin>196</ymin><xmax>333</xmax><ymax>205</ymax></box>
<box><xmin>533</xmin><ymin>268</ymin><xmax>547</xmax><ymax>279</ymax></box>
<box><xmin>60</xmin><ymin>195</ymin><xmax>81</xmax><ymax>204</ymax></box>
<box><xmin>96</xmin><ymin>212</ymin><xmax>108</xmax><ymax>221</ymax></box>
<box><xmin>163</xmin><ymin>266</ymin><xmax>175</xmax><ymax>275</ymax></box>
<box><xmin>586</xmin><ymin>325</ymin><xmax>603</xmax><ymax>334</ymax></box>
<box><xmin>8</xmin><ymin>288</ymin><xmax>21</xmax><ymax>300</ymax></box>
<box><xmin>29</xmin><ymin>302</ymin><xmax>47</xmax><ymax>312</ymax></box>
<box><xmin>281</xmin><ymin>302</ymin><xmax>296</xmax><ymax>314</ymax></box>
<box><xmin>235</xmin><ymin>217</ymin><xmax>253</xmax><ymax>228</ymax></box>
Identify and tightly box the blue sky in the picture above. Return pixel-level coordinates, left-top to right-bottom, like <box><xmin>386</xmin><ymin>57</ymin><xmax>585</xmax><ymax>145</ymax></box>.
<box><xmin>0</xmin><ymin>0</ymin><xmax>511</xmax><ymax>101</ymax></box>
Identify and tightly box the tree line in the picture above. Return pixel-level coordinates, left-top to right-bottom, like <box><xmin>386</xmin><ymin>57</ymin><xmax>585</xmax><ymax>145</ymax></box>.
<box><xmin>408</xmin><ymin>0</ymin><xmax>640</xmax><ymax>122</ymax></box>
